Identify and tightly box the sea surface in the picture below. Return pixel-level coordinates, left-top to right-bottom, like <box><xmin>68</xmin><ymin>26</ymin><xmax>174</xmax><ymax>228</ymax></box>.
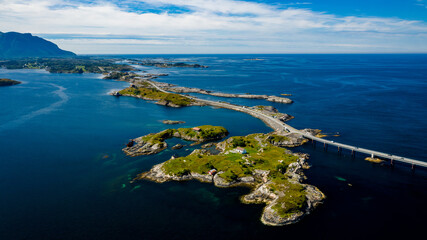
<box><xmin>0</xmin><ymin>54</ymin><xmax>426</xmax><ymax>240</ymax></box>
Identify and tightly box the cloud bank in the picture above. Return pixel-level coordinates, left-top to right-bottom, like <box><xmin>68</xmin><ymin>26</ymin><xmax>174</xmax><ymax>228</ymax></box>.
<box><xmin>1</xmin><ymin>0</ymin><xmax>426</xmax><ymax>53</ymax></box>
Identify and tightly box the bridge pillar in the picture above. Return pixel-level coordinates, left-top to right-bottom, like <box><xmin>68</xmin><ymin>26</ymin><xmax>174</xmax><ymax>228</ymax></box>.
<box><xmin>324</xmin><ymin>143</ymin><xmax>327</xmax><ymax>151</ymax></box>
<box><xmin>351</xmin><ymin>149</ymin><xmax>355</xmax><ymax>158</ymax></box>
<box><xmin>390</xmin><ymin>158</ymin><xmax>394</xmax><ymax>168</ymax></box>
<box><xmin>338</xmin><ymin>146</ymin><xmax>341</xmax><ymax>155</ymax></box>
<box><xmin>412</xmin><ymin>164</ymin><xmax>415</xmax><ymax>172</ymax></box>
<box><xmin>371</xmin><ymin>153</ymin><xmax>374</xmax><ymax>158</ymax></box>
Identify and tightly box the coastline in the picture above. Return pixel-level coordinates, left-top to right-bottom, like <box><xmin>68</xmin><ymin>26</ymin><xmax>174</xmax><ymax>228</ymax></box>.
<box><xmin>132</xmin><ymin>133</ymin><xmax>326</xmax><ymax>226</ymax></box>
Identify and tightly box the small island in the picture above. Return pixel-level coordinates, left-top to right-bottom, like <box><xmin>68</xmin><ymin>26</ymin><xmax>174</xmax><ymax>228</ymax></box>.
<box><xmin>0</xmin><ymin>78</ymin><xmax>21</xmax><ymax>86</ymax></box>
<box><xmin>116</xmin><ymin>83</ymin><xmax>198</xmax><ymax>107</ymax></box>
<box><xmin>132</xmin><ymin>130</ymin><xmax>325</xmax><ymax>226</ymax></box>
<box><xmin>123</xmin><ymin>125</ymin><xmax>229</xmax><ymax>157</ymax></box>
<box><xmin>162</xmin><ymin>120</ymin><xmax>186</xmax><ymax>125</ymax></box>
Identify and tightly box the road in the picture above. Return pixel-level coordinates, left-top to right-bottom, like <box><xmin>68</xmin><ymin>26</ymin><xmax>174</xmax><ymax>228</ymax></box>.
<box><xmin>145</xmin><ymin>80</ymin><xmax>427</xmax><ymax>168</ymax></box>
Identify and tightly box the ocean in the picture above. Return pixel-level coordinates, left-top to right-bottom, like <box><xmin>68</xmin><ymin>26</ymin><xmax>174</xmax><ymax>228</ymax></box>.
<box><xmin>0</xmin><ymin>54</ymin><xmax>426</xmax><ymax>239</ymax></box>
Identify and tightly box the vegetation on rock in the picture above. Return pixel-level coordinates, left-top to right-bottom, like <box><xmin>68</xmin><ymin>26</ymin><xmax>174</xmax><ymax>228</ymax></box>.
<box><xmin>137</xmin><ymin>132</ymin><xmax>324</xmax><ymax>225</ymax></box>
<box><xmin>103</xmin><ymin>71</ymin><xmax>138</xmax><ymax>80</ymax></box>
<box><xmin>118</xmin><ymin>84</ymin><xmax>194</xmax><ymax>107</ymax></box>
<box><xmin>0</xmin><ymin>78</ymin><xmax>21</xmax><ymax>86</ymax></box>
<box><xmin>123</xmin><ymin>126</ymin><xmax>229</xmax><ymax>157</ymax></box>
<box><xmin>162</xmin><ymin>134</ymin><xmax>298</xmax><ymax>183</ymax></box>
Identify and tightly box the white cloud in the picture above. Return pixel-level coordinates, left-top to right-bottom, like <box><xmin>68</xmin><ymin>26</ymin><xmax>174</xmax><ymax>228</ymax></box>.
<box><xmin>416</xmin><ymin>0</ymin><xmax>427</xmax><ymax>8</ymax></box>
<box><xmin>0</xmin><ymin>0</ymin><xmax>426</xmax><ymax>53</ymax></box>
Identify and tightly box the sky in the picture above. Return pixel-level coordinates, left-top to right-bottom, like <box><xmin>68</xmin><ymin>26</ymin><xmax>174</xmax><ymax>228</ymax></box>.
<box><xmin>1</xmin><ymin>0</ymin><xmax>427</xmax><ymax>54</ymax></box>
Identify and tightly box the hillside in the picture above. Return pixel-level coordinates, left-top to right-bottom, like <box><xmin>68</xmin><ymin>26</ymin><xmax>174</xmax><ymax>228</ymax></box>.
<box><xmin>0</xmin><ymin>31</ymin><xmax>76</xmax><ymax>58</ymax></box>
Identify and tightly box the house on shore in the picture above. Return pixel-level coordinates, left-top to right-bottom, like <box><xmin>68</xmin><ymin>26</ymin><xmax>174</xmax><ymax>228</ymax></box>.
<box><xmin>192</xmin><ymin>127</ymin><xmax>201</xmax><ymax>131</ymax></box>
<box><xmin>236</xmin><ymin>147</ymin><xmax>247</xmax><ymax>154</ymax></box>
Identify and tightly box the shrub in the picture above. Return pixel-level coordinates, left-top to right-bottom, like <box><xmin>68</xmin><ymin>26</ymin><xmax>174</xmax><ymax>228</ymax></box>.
<box><xmin>231</xmin><ymin>137</ymin><xmax>247</xmax><ymax>147</ymax></box>
<box><xmin>276</xmin><ymin>163</ymin><xmax>288</xmax><ymax>174</ymax></box>
<box><xmin>176</xmin><ymin>169</ymin><xmax>191</xmax><ymax>176</ymax></box>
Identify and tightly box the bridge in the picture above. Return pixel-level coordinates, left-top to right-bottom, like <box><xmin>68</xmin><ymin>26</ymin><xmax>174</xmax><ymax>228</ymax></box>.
<box><xmin>145</xmin><ymin>80</ymin><xmax>427</xmax><ymax>169</ymax></box>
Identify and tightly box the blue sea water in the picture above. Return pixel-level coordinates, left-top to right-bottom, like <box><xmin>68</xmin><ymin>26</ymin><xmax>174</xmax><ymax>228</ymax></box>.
<box><xmin>0</xmin><ymin>54</ymin><xmax>426</xmax><ymax>240</ymax></box>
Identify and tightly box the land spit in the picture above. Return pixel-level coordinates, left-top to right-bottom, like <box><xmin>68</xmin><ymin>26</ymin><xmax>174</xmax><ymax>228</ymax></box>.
<box><xmin>152</xmin><ymin>81</ymin><xmax>293</xmax><ymax>104</ymax></box>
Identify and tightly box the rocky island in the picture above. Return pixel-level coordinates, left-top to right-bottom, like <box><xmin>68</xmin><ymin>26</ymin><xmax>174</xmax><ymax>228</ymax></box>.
<box><xmin>123</xmin><ymin>125</ymin><xmax>229</xmax><ymax>157</ymax></box>
<box><xmin>162</xmin><ymin>120</ymin><xmax>186</xmax><ymax>125</ymax></box>
<box><xmin>114</xmin><ymin>82</ymin><xmax>199</xmax><ymax>107</ymax></box>
<box><xmin>133</xmin><ymin>130</ymin><xmax>325</xmax><ymax>226</ymax></box>
<box><xmin>0</xmin><ymin>78</ymin><xmax>21</xmax><ymax>86</ymax></box>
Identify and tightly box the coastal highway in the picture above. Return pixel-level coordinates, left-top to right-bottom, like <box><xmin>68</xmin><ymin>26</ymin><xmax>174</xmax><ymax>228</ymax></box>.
<box><xmin>145</xmin><ymin>80</ymin><xmax>427</xmax><ymax>169</ymax></box>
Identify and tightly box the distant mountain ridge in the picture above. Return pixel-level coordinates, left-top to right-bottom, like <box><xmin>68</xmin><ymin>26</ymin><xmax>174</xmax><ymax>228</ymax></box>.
<box><xmin>0</xmin><ymin>31</ymin><xmax>76</xmax><ymax>58</ymax></box>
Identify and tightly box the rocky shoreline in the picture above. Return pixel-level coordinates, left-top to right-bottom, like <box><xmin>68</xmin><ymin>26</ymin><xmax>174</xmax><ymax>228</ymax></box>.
<box><xmin>131</xmin><ymin>131</ymin><xmax>326</xmax><ymax>226</ymax></box>
<box><xmin>111</xmin><ymin>84</ymin><xmax>203</xmax><ymax>108</ymax></box>
<box><xmin>123</xmin><ymin>126</ymin><xmax>229</xmax><ymax>157</ymax></box>
<box><xmin>134</xmin><ymin>148</ymin><xmax>325</xmax><ymax>226</ymax></box>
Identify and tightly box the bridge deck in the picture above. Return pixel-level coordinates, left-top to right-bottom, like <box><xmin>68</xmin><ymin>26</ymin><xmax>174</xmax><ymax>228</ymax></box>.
<box><xmin>146</xmin><ymin>80</ymin><xmax>427</xmax><ymax>168</ymax></box>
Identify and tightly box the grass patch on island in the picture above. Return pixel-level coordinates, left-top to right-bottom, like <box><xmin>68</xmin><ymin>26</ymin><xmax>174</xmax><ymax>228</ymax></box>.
<box><xmin>162</xmin><ymin>134</ymin><xmax>299</xmax><ymax>183</ymax></box>
<box><xmin>271</xmin><ymin>183</ymin><xmax>307</xmax><ymax>218</ymax></box>
<box><xmin>119</xmin><ymin>86</ymin><xmax>194</xmax><ymax>106</ymax></box>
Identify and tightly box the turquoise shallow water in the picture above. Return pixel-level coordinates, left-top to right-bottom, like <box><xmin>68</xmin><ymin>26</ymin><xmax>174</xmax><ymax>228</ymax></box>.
<box><xmin>0</xmin><ymin>54</ymin><xmax>426</xmax><ymax>240</ymax></box>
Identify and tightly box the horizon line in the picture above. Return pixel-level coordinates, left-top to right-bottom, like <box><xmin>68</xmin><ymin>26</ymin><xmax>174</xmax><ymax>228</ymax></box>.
<box><xmin>77</xmin><ymin>52</ymin><xmax>427</xmax><ymax>55</ymax></box>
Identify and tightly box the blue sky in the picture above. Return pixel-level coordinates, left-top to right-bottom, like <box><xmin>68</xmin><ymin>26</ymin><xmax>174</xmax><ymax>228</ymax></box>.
<box><xmin>1</xmin><ymin>0</ymin><xmax>427</xmax><ymax>54</ymax></box>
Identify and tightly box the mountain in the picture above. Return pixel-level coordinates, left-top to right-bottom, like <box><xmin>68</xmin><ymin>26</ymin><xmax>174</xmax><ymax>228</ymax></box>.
<box><xmin>0</xmin><ymin>31</ymin><xmax>76</xmax><ymax>58</ymax></box>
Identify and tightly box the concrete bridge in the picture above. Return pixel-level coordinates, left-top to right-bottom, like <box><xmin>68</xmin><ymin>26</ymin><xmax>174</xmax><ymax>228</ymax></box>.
<box><xmin>145</xmin><ymin>80</ymin><xmax>427</xmax><ymax>169</ymax></box>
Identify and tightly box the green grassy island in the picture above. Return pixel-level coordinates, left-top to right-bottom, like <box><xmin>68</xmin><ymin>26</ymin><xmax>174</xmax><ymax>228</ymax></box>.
<box><xmin>123</xmin><ymin>125</ymin><xmax>229</xmax><ymax>157</ymax></box>
<box><xmin>0</xmin><ymin>78</ymin><xmax>21</xmax><ymax>86</ymax></box>
<box><xmin>132</xmin><ymin>130</ymin><xmax>325</xmax><ymax>226</ymax></box>
<box><xmin>118</xmin><ymin>83</ymin><xmax>195</xmax><ymax>107</ymax></box>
